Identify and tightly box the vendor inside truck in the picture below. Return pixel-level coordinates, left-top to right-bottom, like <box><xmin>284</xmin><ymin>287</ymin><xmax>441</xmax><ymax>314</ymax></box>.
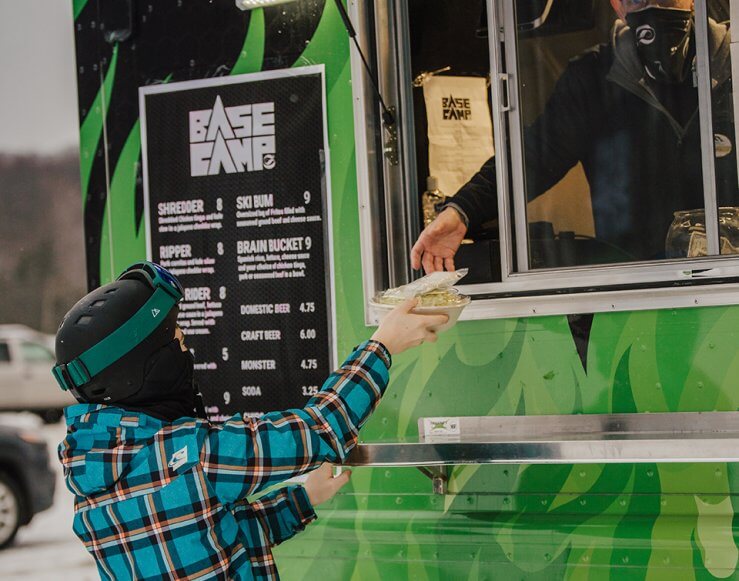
<box><xmin>412</xmin><ymin>0</ymin><xmax>736</xmax><ymax>273</ymax></box>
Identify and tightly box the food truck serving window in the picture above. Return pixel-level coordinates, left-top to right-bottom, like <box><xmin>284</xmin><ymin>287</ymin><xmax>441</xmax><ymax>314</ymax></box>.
<box><xmin>352</xmin><ymin>0</ymin><xmax>739</xmax><ymax>320</ymax></box>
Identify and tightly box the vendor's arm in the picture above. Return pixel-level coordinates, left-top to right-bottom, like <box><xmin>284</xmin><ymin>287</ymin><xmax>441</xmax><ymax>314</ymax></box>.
<box><xmin>441</xmin><ymin>55</ymin><xmax>596</xmax><ymax>235</ymax></box>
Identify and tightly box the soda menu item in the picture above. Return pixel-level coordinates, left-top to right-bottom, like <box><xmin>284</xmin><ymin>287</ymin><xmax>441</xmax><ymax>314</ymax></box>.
<box><xmin>140</xmin><ymin>67</ymin><xmax>335</xmax><ymax>421</ymax></box>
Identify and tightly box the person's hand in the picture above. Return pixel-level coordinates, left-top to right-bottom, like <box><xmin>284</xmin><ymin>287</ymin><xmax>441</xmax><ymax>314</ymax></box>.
<box><xmin>411</xmin><ymin>208</ymin><xmax>467</xmax><ymax>273</ymax></box>
<box><xmin>371</xmin><ymin>298</ymin><xmax>448</xmax><ymax>355</ymax></box>
<box><xmin>303</xmin><ymin>463</ymin><xmax>351</xmax><ymax>507</ymax></box>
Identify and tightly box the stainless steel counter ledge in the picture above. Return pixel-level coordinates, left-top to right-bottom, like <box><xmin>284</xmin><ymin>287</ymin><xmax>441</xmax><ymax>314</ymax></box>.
<box><xmin>346</xmin><ymin>412</ymin><xmax>739</xmax><ymax>467</ymax></box>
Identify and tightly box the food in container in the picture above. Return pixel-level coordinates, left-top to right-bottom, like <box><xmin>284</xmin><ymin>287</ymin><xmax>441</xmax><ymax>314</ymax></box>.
<box><xmin>370</xmin><ymin>269</ymin><xmax>470</xmax><ymax>332</ymax></box>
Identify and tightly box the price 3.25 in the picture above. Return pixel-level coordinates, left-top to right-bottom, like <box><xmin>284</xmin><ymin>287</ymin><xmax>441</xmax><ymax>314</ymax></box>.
<box><xmin>301</xmin><ymin>385</ymin><xmax>319</xmax><ymax>396</ymax></box>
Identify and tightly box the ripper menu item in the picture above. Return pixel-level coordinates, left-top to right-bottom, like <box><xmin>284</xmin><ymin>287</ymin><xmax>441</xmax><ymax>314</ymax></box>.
<box><xmin>140</xmin><ymin>67</ymin><xmax>335</xmax><ymax>420</ymax></box>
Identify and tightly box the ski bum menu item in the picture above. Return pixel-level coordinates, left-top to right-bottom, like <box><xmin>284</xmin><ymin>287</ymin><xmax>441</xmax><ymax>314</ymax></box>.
<box><xmin>139</xmin><ymin>66</ymin><xmax>335</xmax><ymax>420</ymax></box>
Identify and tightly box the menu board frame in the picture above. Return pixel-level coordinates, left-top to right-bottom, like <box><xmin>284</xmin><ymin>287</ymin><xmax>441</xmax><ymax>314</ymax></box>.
<box><xmin>138</xmin><ymin>66</ymin><xmax>337</xmax><ymax>418</ymax></box>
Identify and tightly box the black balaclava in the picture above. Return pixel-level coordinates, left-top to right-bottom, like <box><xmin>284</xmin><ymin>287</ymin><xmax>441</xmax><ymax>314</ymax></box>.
<box><xmin>626</xmin><ymin>7</ymin><xmax>695</xmax><ymax>84</ymax></box>
<box><xmin>114</xmin><ymin>339</ymin><xmax>206</xmax><ymax>422</ymax></box>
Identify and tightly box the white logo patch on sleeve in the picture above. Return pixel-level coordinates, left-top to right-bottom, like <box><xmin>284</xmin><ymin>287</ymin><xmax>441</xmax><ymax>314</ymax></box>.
<box><xmin>168</xmin><ymin>446</ymin><xmax>188</xmax><ymax>471</ymax></box>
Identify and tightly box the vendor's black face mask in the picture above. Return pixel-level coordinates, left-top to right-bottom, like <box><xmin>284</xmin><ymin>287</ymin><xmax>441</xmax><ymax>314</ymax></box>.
<box><xmin>116</xmin><ymin>339</ymin><xmax>206</xmax><ymax>422</ymax></box>
<box><xmin>626</xmin><ymin>7</ymin><xmax>694</xmax><ymax>84</ymax></box>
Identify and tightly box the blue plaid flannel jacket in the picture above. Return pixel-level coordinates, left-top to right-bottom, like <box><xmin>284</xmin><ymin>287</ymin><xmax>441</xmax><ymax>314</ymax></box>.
<box><xmin>59</xmin><ymin>340</ymin><xmax>391</xmax><ymax>580</ymax></box>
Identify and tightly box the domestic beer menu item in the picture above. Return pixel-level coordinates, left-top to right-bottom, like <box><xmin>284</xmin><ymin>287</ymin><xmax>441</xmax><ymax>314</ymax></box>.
<box><xmin>140</xmin><ymin>67</ymin><xmax>335</xmax><ymax>420</ymax></box>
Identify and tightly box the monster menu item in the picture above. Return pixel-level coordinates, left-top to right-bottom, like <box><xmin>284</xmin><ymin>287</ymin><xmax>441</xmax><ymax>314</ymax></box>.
<box><xmin>140</xmin><ymin>66</ymin><xmax>335</xmax><ymax>421</ymax></box>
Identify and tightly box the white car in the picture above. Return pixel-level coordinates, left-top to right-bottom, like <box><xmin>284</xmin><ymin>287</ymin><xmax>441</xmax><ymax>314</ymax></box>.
<box><xmin>0</xmin><ymin>325</ymin><xmax>75</xmax><ymax>422</ymax></box>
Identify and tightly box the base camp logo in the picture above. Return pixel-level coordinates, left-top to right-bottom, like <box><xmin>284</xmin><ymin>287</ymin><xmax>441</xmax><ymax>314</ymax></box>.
<box><xmin>189</xmin><ymin>96</ymin><xmax>276</xmax><ymax>177</ymax></box>
<box><xmin>442</xmin><ymin>95</ymin><xmax>472</xmax><ymax>120</ymax></box>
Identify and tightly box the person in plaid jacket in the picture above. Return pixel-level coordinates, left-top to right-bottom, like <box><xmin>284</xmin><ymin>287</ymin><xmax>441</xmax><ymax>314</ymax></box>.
<box><xmin>54</xmin><ymin>262</ymin><xmax>445</xmax><ymax>580</ymax></box>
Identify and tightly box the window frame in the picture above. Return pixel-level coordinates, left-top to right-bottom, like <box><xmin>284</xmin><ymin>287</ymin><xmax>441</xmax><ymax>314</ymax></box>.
<box><xmin>503</xmin><ymin>0</ymin><xmax>725</xmax><ymax>278</ymax></box>
<box><xmin>352</xmin><ymin>0</ymin><xmax>739</xmax><ymax>323</ymax></box>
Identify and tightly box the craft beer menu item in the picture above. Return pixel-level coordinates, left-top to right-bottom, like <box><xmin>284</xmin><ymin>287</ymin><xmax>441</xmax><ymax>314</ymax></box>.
<box><xmin>140</xmin><ymin>67</ymin><xmax>335</xmax><ymax>420</ymax></box>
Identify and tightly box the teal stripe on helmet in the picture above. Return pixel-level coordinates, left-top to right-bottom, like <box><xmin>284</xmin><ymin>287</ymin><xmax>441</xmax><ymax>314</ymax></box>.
<box><xmin>53</xmin><ymin>287</ymin><xmax>177</xmax><ymax>389</ymax></box>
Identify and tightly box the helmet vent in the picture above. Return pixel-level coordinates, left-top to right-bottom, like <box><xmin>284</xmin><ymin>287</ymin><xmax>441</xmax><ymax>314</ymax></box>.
<box><xmin>91</xmin><ymin>387</ymin><xmax>106</xmax><ymax>396</ymax></box>
<box><xmin>104</xmin><ymin>288</ymin><xmax>118</xmax><ymax>294</ymax></box>
<box><xmin>76</xmin><ymin>315</ymin><xmax>93</xmax><ymax>326</ymax></box>
<box><xmin>91</xmin><ymin>300</ymin><xmax>107</xmax><ymax>307</ymax></box>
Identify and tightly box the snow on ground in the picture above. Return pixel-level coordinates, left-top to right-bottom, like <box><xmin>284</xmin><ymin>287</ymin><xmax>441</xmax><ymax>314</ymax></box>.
<box><xmin>0</xmin><ymin>414</ymin><xmax>98</xmax><ymax>580</ymax></box>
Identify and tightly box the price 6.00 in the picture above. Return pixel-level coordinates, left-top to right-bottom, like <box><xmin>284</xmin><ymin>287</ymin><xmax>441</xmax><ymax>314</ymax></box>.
<box><xmin>299</xmin><ymin>328</ymin><xmax>316</xmax><ymax>340</ymax></box>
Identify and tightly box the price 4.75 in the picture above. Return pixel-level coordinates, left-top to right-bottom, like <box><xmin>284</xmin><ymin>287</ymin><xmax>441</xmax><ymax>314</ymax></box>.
<box><xmin>300</xmin><ymin>358</ymin><xmax>318</xmax><ymax>370</ymax></box>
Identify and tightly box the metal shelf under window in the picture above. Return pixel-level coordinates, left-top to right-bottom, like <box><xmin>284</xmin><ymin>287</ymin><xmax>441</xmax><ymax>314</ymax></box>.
<box><xmin>346</xmin><ymin>412</ymin><xmax>739</xmax><ymax>493</ymax></box>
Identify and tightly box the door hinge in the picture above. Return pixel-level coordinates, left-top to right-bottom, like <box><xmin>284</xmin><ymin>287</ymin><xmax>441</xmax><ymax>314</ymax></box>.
<box><xmin>498</xmin><ymin>73</ymin><xmax>512</xmax><ymax>112</ymax></box>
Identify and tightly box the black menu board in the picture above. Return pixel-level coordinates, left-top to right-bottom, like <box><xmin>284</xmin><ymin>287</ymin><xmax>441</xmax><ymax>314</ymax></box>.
<box><xmin>139</xmin><ymin>67</ymin><xmax>335</xmax><ymax>421</ymax></box>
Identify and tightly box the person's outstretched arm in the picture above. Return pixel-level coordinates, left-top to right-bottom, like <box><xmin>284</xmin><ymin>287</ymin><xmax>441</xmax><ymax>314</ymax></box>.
<box><xmin>202</xmin><ymin>339</ymin><xmax>388</xmax><ymax>503</ymax></box>
<box><xmin>201</xmin><ymin>299</ymin><xmax>447</xmax><ymax>504</ymax></box>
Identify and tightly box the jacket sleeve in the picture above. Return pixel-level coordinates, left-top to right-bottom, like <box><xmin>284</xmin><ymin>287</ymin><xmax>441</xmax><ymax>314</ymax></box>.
<box><xmin>233</xmin><ymin>485</ymin><xmax>317</xmax><ymax>547</ymax></box>
<box><xmin>201</xmin><ymin>340</ymin><xmax>391</xmax><ymax>504</ymax></box>
<box><xmin>451</xmin><ymin>56</ymin><xmax>594</xmax><ymax>233</ymax></box>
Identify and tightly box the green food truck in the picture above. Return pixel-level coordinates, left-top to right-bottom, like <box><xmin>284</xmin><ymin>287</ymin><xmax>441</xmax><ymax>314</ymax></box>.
<box><xmin>71</xmin><ymin>0</ymin><xmax>739</xmax><ymax>577</ymax></box>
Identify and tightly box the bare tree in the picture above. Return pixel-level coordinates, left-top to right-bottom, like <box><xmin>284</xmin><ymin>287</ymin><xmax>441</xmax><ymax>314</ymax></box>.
<box><xmin>0</xmin><ymin>151</ymin><xmax>86</xmax><ymax>333</ymax></box>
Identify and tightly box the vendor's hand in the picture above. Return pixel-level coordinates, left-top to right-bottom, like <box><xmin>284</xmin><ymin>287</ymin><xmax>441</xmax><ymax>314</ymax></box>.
<box><xmin>371</xmin><ymin>298</ymin><xmax>448</xmax><ymax>355</ymax></box>
<box><xmin>304</xmin><ymin>463</ymin><xmax>350</xmax><ymax>507</ymax></box>
<box><xmin>411</xmin><ymin>208</ymin><xmax>467</xmax><ymax>274</ymax></box>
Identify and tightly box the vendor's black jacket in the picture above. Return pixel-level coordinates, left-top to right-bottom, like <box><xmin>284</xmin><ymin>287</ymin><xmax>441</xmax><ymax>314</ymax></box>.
<box><xmin>452</xmin><ymin>19</ymin><xmax>736</xmax><ymax>260</ymax></box>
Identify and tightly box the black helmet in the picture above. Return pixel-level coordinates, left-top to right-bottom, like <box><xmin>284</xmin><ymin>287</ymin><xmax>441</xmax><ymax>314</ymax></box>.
<box><xmin>53</xmin><ymin>262</ymin><xmax>183</xmax><ymax>403</ymax></box>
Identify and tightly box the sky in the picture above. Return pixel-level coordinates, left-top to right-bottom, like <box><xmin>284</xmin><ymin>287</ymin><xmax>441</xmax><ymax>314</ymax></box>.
<box><xmin>0</xmin><ymin>1</ymin><xmax>79</xmax><ymax>155</ymax></box>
